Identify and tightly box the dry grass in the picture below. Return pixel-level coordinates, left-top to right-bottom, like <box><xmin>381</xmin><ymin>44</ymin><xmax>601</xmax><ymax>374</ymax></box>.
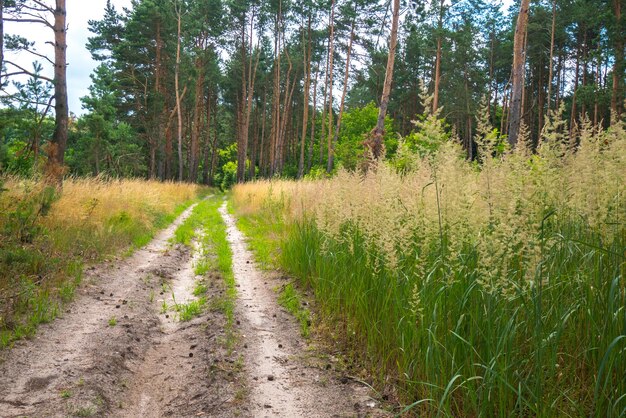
<box><xmin>232</xmin><ymin>117</ymin><xmax>626</xmax><ymax>416</ymax></box>
<box><xmin>0</xmin><ymin>176</ymin><xmax>208</xmax><ymax>346</ymax></box>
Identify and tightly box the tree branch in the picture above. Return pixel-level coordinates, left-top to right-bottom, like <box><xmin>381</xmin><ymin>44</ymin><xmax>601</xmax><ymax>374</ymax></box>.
<box><xmin>21</xmin><ymin>47</ymin><xmax>55</xmax><ymax>65</ymax></box>
<box><xmin>3</xmin><ymin>17</ymin><xmax>53</xmax><ymax>29</ymax></box>
<box><xmin>4</xmin><ymin>60</ymin><xmax>54</xmax><ymax>82</ymax></box>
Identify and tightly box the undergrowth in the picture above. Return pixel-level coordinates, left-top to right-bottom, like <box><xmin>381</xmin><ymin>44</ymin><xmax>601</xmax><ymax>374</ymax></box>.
<box><xmin>0</xmin><ymin>177</ymin><xmax>209</xmax><ymax>348</ymax></box>
<box><xmin>232</xmin><ymin>111</ymin><xmax>626</xmax><ymax>416</ymax></box>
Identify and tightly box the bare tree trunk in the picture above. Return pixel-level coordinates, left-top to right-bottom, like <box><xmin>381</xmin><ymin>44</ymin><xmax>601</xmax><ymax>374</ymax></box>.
<box><xmin>367</xmin><ymin>0</ymin><xmax>400</xmax><ymax>161</ymax></box>
<box><xmin>432</xmin><ymin>0</ymin><xmax>444</xmax><ymax>113</ymax></box>
<box><xmin>269</xmin><ymin>10</ymin><xmax>282</xmax><ymax>176</ymax></box>
<box><xmin>298</xmin><ymin>13</ymin><xmax>312</xmax><ymax>179</ymax></box>
<box><xmin>325</xmin><ymin>0</ymin><xmax>336</xmax><ymax>170</ymax></box>
<box><xmin>570</xmin><ymin>45</ymin><xmax>580</xmax><ymax>139</ymax></box>
<box><xmin>306</xmin><ymin>69</ymin><xmax>319</xmax><ymax>173</ymax></box>
<box><xmin>202</xmin><ymin>91</ymin><xmax>212</xmax><ymax>185</ymax></box>
<box><xmin>48</xmin><ymin>0</ymin><xmax>68</xmax><ymax>180</ymax></box>
<box><xmin>328</xmin><ymin>17</ymin><xmax>355</xmax><ymax>173</ymax></box>
<box><xmin>546</xmin><ymin>0</ymin><xmax>556</xmax><ymax>113</ymax></box>
<box><xmin>507</xmin><ymin>0</ymin><xmax>530</xmax><ymax>148</ymax></box>
<box><xmin>237</xmin><ymin>11</ymin><xmax>259</xmax><ymax>182</ymax></box>
<box><xmin>190</xmin><ymin>57</ymin><xmax>204</xmax><ymax>182</ymax></box>
<box><xmin>611</xmin><ymin>0</ymin><xmax>623</xmax><ymax>120</ymax></box>
<box><xmin>175</xmin><ymin>6</ymin><xmax>183</xmax><ymax>181</ymax></box>
<box><xmin>0</xmin><ymin>0</ymin><xmax>4</xmax><ymax>83</ymax></box>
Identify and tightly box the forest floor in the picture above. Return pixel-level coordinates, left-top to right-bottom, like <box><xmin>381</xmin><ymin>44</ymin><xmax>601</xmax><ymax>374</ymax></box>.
<box><xmin>0</xmin><ymin>199</ymin><xmax>386</xmax><ymax>417</ymax></box>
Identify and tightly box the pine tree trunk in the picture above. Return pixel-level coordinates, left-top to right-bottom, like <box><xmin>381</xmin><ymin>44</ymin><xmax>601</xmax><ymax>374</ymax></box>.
<box><xmin>298</xmin><ymin>14</ymin><xmax>312</xmax><ymax>179</ymax></box>
<box><xmin>328</xmin><ymin>17</ymin><xmax>355</xmax><ymax>173</ymax></box>
<box><xmin>175</xmin><ymin>9</ymin><xmax>183</xmax><ymax>181</ymax></box>
<box><xmin>48</xmin><ymin>0</ymin><xmax>68</xmax><ymax>180</ymax></box>
<box><xmin>611</xmin><ymin>0</ymin><xmax>623</xmax><ymax>119</ymax></box>
<box><xmin>202</xmin><ymin>91</ymin><xmax>212</xmax><ymax>185</ymax></box>
<box><xmin>190</xmin><ymin>57</ymin><xmax>204</xmax><ymax>182</ymax></box>
<box><xmin>507</xmin><ymin>0</ymin><xmax>530</xmax><ymax>148</ymax></box>
<box><xmin>325</xmin><ymin>0</ymin><xmax>336</xmax><ymax>171</ymax></box>
<box><xmin>546</xmin><ymin>0</ymin><xmax>556</xmax><ymax>113</ymax></box>
<box><xmin>306</xmin><ymin>69</ymin><xmax>319</xmax><ymax>173</ymax></box>
<box><xmin>368</xmin><ymin>0</ymin><xmax>400</xmax><ymax>161</ymax></box>
<box><xmin>0</xmin><ymin>0</ymin><xmax>4</xmax><ymax>84</ymax></box>
<box><xmin>432</xmin><ymin>0</ymin><xmax>444</xmax><ymax>113</ymax></box>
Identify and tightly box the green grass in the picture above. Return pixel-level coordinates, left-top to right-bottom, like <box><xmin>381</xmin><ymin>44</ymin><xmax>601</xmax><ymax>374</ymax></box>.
<box><xmin>230</xmin><ymin>197</ymin><xmax>285</xmax><ymax>270</ymax></box>
<box><xmin>277</xmin><ymin>283</ymin><xmax>311</xmax><ymax>337</ymax></box>
<box><xmin>108</xmin><ymin>316</ymin><xmax>117</xmax><ymax>327</ymax></box>
<box><xmin>173</xmin><ymin>196</ymin><xmax>237</xmax><ymax>347</ymax></box>
<box><xmin>176</xmin><ymin>298</ymin><xmax>206</xmax><ymax>322</ymax></box>
<box><xmin>0</xmin><ymin>182</ymin><xmax>210</xmax><ymax>349</ymax></box>
<box><xmin>232</xmin><ymin>195</ymin><xmax>626</xmax><ymax>417</ymax></box>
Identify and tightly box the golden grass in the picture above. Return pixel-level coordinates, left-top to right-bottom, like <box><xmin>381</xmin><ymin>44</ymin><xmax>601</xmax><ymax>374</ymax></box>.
<box><xmin>231</xmin><ymin>118</ymin><xmax>626</xmax><ymax>416</ymax></box>
<box><xmin>0</xmin><ymin>176</ymin><xmax>209</xmax><ymax>346</ymax></box>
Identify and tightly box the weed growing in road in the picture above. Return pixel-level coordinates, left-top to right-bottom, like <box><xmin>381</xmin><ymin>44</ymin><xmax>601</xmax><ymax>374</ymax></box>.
<box><xmin>60</xmin><ymin>389</ymin><xmax>72</xmax><ymax>399</ymax></box>
<box><xmin>193</xmin><ymin>281</ymin><xmax>207</xmax><ymax>296</ymax></box>
<box><xmin>176</xmin><ymin>298</ymin><xmax>206</xmax><ymax>322</ymax></box>
<box><xmin>277</xmin><ymin>283</ymin><xmax>310</xmax><ymax>337</ymax></box>
<box><xmin>160</xmin><ymin>301</ymin><xmax>168</xmax><ymax>314</ymax></box>
<box><xmin>108</xmin><ymin>317</ymin><xmax>117</xmax><ymax>327</ymax></box>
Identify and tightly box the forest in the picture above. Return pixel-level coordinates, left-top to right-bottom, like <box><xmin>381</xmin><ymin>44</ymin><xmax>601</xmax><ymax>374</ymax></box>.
<box><xmin>0</xmin><ymin>0</ymin><xmax>622</xmax><ymax>186</ymax></box>
<box><xmin>0</xmin><ymin>0</ymin><xmax>625</xmax><ymax>416</ymax></box>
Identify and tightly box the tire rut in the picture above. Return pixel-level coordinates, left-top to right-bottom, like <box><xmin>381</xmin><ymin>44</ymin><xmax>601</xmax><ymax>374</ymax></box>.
<box><xmin>0</xmin><ymin>203</ymin><xmax>240</xmax><ymax>418</ymax></box>
<box><xmin>220</xmin><ymin>202</ymin><xmax>387</xmax><ymax>418</ymax></box>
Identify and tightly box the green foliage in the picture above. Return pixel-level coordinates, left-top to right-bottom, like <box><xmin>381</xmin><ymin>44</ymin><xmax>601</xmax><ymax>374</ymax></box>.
<box><xmin>277</xmin><ymin>283</ymin><xmax>310</xmax><ymax>337</ymax></box>
<box><xmin>335</xmin><ymin>102</ymin><xmax>396</xmax><ymax>170</ymax></box>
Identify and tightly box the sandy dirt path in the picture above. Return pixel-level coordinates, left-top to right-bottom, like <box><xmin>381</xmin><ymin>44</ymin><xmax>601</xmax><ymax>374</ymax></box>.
<box><xmin>220</xmin><ymin>202</ymin><xmax>386</xmax><ymax>418</ymax></box>
<box><xmin>0</xmin><ymin>203</ymin><xmax>241</xmax><ymax>418</ymax></box>
<box><xmin>0</xmin><ymin>199</ymin><xmax>387</xmax><ymax>418</ymax></box>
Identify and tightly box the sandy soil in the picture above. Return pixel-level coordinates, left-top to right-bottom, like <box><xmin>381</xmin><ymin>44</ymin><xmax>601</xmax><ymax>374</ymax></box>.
<box><xmin>220</xmin><ymin>202</ymin><xmax>387</xmax><ymax>418</ymax></box>
<box><xmin>0</xmin><ymin>200</ymin><xmax>388</xmax><ymax>418</ymax></box>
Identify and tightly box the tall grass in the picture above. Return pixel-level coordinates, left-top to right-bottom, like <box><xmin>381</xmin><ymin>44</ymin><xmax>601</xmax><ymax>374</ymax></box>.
<box><xmin>0</xmin><ymin>176</ymin><xmax>208</xmax><ymax>347</ymax></box>
<box><xmin>232</xmin><ymin>118</ymin><xmax>626</xmax><ymax>416</ymax></box>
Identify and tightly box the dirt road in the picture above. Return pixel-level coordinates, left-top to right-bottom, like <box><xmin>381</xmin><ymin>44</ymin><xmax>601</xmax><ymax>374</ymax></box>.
<box><xmin>0</xmin><ymin>200</ymin><xmax>385</xmax><ymax>417</ymax></box>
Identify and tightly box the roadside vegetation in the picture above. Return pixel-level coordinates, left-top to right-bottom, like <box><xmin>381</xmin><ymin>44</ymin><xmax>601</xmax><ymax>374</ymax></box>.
<box><xmin>173</xmin><ymin>196</ymin><xmax>237</xmax><ymax>347</ymax></box>
<box><xmin>0</xmin><ymin>177</ymin><xmax>207</xmax><ymax>347</ymax></box>
<box><xmin>232</xmin><ymin>109</ymin><xmax>626</xmax><ymax>416</ymax></box>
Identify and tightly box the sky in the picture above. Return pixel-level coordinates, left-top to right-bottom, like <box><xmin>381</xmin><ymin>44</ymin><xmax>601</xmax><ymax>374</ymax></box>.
<box><xmin>4</xmin><ymin>0</ymin><xmax>133</xmax><ymax>116</ymax></box>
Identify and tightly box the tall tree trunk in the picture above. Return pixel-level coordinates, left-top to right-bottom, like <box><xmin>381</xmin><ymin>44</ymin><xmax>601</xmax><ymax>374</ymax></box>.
<box><xmin>306</xmin><ymin>69</ymin><xmax>319</xmax><ymax>173</ymax></box>
<box><xmin>546</xmin><ymin>0</ymin><xmax>556</xmax><ymax>113</ymax></box>
<box><xmin>594</xmin><ymin>54</ymin><xmax>600</xmax><ymax>128</ymax></box>
<box><xmin>0</xmin><ymin>0</ymin><xmax>4</xmax><ymax>84</ymax></box>
<box><xmin>367</xmin><ymin>0</ymin><xmax>400</xmax><ymax>161</ymax></box>
<box><xmin>202</xmin><ymin>91</ymin><xmax>212</xmax><ymax>185</ymax></box>
<box><xmin>190</xmin><ymin>57</ymin><xmax>204</xmax><ymax>182</ymax></box>
<box><xmin>328</xmin><ymin>17</ymin><xmax>355</xmax><ymax>173</ymax></box>
<box><xmin>237</xmin><ymin>12</ymin><xmax>259</xmax><ymax>182</ymax></box>
<box><xmin>298</xmin><ymin>13</ymin><xmax>312</xmax><ymax>179</ymax></box>
<box><xmin>611</xmin><ymin>0</ymin><xmax>623</xmax><ymax>119</ymax></box>
<box><xmin>432</xmin><ymin>0</ymin><xmax>445</xmax><ymax>113</ymax></box>
<box><xmin>270</xmin><ymin>10</ymin><xmax>282</xmax><ymax>176</ymax></box>
<box><xmin>570</xmin><ymin>45</ymin><xmax>580</xmax><ymax>139</ymax></box>
<box><xmin>537</xmin><ymin>62</ymin><xmax>545</xmax><ymax>147</ymax></box>
<box><xmin>325</xmin><ymin>0</ymin><xmax>336</xmax><ymax>170</ymax></box>
<box><xmin>507</xmin><ymin>0</ymin><xmax>530</xmax><ymax>148</ymax></box>
<box><xmin>155</xmin><ymin>20</ymin><xmax>166</xmax><ymax>180</ymax></box>
<box><xmin>555</xmin><ymin>53</ymin><xmax>563</xmax><ymax>109</ymax></box>
<box><xmin>48</xmin><ymin>0</ymin><xmax>68</xmax><ymax>179</ymax></box>
<box><xmin>175</xmin><ymin>8</ymin><xmax>184</xmax><ymax>181</ymax></box>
